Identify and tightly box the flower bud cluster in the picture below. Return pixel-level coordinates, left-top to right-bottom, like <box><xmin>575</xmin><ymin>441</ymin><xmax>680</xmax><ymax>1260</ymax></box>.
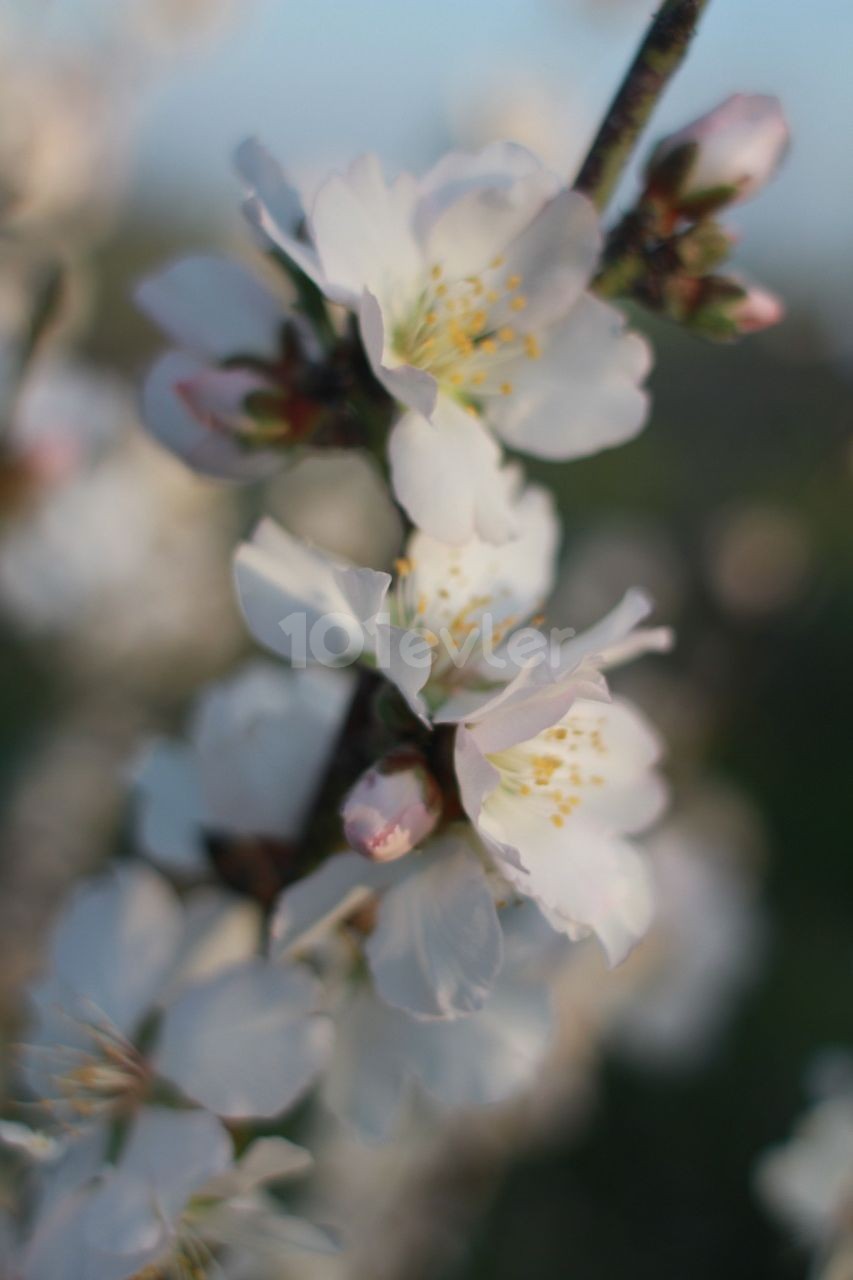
<box><xmin>599</xmin><ymin>95</ymin><xmax>789</xmax><ymax>341</ymax></box>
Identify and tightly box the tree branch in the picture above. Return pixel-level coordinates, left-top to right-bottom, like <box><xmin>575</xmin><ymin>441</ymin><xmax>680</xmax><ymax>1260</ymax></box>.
<box><xmin>574</xmin><ymin>0</ymin><xmax>712</xmax><ymax>213</ymax></box>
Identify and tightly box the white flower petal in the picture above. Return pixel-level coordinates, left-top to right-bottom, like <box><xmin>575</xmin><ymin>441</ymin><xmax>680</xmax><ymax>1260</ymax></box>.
<box><xmin>136</xmin><ymin>254</ymin><xmax>285</xmax><ymax>362</ymax></box>
<box><xmin>325</xmin><ymin>976</ymin><xmax>552</xmax><ymax>1143</ymax></box>
<box><xmin>442</xmin><ymin>660</ymin><xmax>605</xmax><ymax>756</ymax></box>
<box><xmin>234</xmin><ymin>517</ymin><xmax>390</xmax><ymax>664</ymax></box>
<box><xmin>366</xmin><ymin>831</ymin><xmax>503</xmax><ymax>1019</ymax></box>
<box><xmin>388</xmin><ymin>398</ymin><xmax>517</xmax><ymax>545</ymax></box>
<box><xmin>485</xmin><ymin>808</ymin><xmax>654</xmax><ymax>966</ymax></box>
<box><xmin>322</xmin><ymin>984</ymin><xmax>412</xmax><ymax>1143</ymax></box>
<box><xmin>553</xmin><ymin>699</ymin><xmax>667</xmax><ymax>835</ymax></box>
<box><xmin>191</xmin><ymin>661</ymin><xmax>353</xmax><ymax>839</ymax></box>
<box><xmin>438</xmin><ymin>589</ymin><xmax>655</xmax><ymax>749</ymax></box>
<box><xmin>489</xmin><ymin>188</ymin><xmax>601</xmax><ymax>331</ymax></box>
<box><xmin>490</xmin><ymin>293</ymin><xmax>652</xmax><ymax>460</ymax></box>
<box><xmin>44</xmin><ymin>865</ymin><xmax>183</xmax><ymax>1035</ymax></box>
<box><xmin>404</xmin><ymin>471</ymin><xmax>559</xmax><ymax>647</ymax></box>
<box><xmin>156</xmin><ymin>960</ymin><xmax>332</xmax><ymax>1119</ymax></box>
<box><xmin>141</xmin><ymin>352</ymin><xmax>282</xmax><ymax>481</ymax></box>
<box><xmin>422</xmin><ymin>168</ymin><xmax>559</xmax><ymax>282</ymax></box>
<box><xmin>412</xmin><ymin>976</ymin><xmax>553</xmax><ymax>1110</ymax></box>
<box><xmin>22</xmin><ymin>1185</ymin><xmax>104</xmax><ymax>1280</ymax></box>
<box><xmin>166</xmin><ymin>889</ymin><xmax>262</xmax><ymax>998</ymax></box>
<box><xmin>132</xmin><ymin>740</ymin><xmax>208</xmax><ymax>876</ymax></box>
<box><xmin>358</xmin><ymin>289</ymin><xmax>438</xmax><ymax>417</ymax></box>
<box><xmin>416</xmin><ymin>141</ymin><xmax>554</xmax><ymax>226</ymax></box>
<box><xmin>113</xmin><ymin>1107</ymin><xmax>232</xmax><ymax>1223</ymax></box>
<box><xmin>269</xmin><ymin>851</ymin><xmax>397</xmax><ymax>959</ymax></box>
<box><xmin>234</xmin><ymin>138</ymin><xmax>325</xmax><ymax>288</ymax></box>
<box><xmin>83</xmin><ymin>1170</ymin><xmax>173</xmax><ymax>1270</ymax></box>
<box><xmin>309</xmin><ymin>153</ymin><xmax>422</xmax><ymax>308</ymax></box>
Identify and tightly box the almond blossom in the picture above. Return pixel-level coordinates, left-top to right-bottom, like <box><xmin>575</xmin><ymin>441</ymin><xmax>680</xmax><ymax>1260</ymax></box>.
<box><xmin>19</xmin><ymin>1108</ymin><xmax>336</xmax><ymax>1280</ymax></box>
<box><xmin>19</xmin><ymin>864</ymin><xmax>332</xmax><ymax>1138</ymax></box>
<box><xmin>233</xmin><ymin>471</ymin><xmax>560</xmax><ymax>720</ymax></box>
<box><xmin>239</xmin><ymin>139</ymin><xmax>652</xmax><ymax>540</ymax></box>
<box><xmin>133</xmin><ymin>660</ymin><xmax>353</xmax><ymax>877</ymax></box>
<box><xmin>137</xmin><ymin>253</ymin><xmax>323</xmax><ymax>480</ymax></box>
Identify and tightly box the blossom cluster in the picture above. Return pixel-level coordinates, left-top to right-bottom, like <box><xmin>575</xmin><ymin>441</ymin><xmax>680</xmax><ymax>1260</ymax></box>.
<box><xmin>2</xmin><ymin>90</ymin><xmax>789</xmax><ymax>1279</ymax></box>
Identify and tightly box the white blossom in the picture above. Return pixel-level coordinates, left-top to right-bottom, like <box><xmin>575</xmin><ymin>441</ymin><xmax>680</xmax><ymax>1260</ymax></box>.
<box><xmin>137</xmin><ymin>253</ymin><xmax>312</xmax><ymax>479</ymax></box>
<box><xmin>133</xmin><ymin>661</ymin><xmax>353</xmax><ymax>876</ymax></box>
<box><xmin>234</xmin><ymin>471</ymin><xmax>560</xmax><ymax>719</ymax></box>
<box><xmin>239</xmin><ymin>140</ymin><xmax>651</xmax><ymax>540</ymax></box>
<box><xmin>20</xmin><ymin>864</ymin><xmax>331</xmax><ymax>1134</ymax></box>
<box><xmin>20</xmin><ymin>1109</ymin><xmax>335</xmax><ymax>1280</ymax></box>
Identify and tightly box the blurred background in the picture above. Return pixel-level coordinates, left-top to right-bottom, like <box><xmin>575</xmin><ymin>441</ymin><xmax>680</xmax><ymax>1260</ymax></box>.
<box><xmin>0</xmin><ymin>1</ymin><xmax>851</xmax><ymax>1277</ymax></box>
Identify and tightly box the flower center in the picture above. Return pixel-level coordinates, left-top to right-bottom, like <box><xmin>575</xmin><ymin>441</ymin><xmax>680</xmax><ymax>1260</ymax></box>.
<box><xmin>131</xmin><ymin>1227</ymin><xmax>215</xmax><ymax>1280</ymax></box>
<box><xmin>31</xmin><ymin>1011</ymin><xmax>150</xmax><ymax>1129</ymax></box>
<box><xmin>390</xmin><ymin>554</ymin><xmax>523</xmax><ymax>695</ymax></box>
<box><xmin>391</xmin><ymin>258</ymin><xmax>541</xmax><ymax>400</ymax></box>
<box><xmin>489</xmin><ymin>715</ymin><xmax>609</xmax><ymax>828</ymax></box>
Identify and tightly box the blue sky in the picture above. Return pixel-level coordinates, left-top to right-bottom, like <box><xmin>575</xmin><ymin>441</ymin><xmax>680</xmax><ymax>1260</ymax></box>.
<box><xmin>19</xmin><ymin>0</ymin><xmax>853</xmax><ymax>334</ymax></box>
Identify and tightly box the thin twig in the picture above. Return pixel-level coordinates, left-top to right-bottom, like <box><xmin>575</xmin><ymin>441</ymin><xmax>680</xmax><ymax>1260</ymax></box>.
<box><xmin>574</xmin><ymin>0</ymin><xmax>712</xmax><ymax>213</ymax></box>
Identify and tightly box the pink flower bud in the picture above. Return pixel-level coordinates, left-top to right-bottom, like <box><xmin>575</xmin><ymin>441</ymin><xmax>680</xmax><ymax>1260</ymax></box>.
<box><xmin>342</xmin><ymin>750</ymin><xmax>442</xmax><ymax>863</ymax></box>
<box><xmin>730</xmin><ymin>282</ymin><xmax>785</xmax><ymax>335</ymax></box>
<box><xmin>650</xmin><ymin>94</ymin><xmax>790</xmax><ymax>210</ymax></box>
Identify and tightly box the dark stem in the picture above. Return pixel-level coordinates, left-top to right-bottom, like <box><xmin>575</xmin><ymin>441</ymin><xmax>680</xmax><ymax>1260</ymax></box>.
<box><xmin>573</xmin><ymin>0</ymin><xmax>712</xmax><ymax>213</ymax></box>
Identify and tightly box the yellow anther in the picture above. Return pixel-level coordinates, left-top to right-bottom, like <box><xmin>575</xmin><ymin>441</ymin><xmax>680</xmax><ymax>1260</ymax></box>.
<box><xmin>510</xmin><ymin>295</ymin><xmax>528</xmax><ymax>312</ymax></box>
<box><xmin>430</xmin><ymin>264</ymin><xmax>443</xmax><ymax>280</ymax></box>
<box><xmin>394</xmin><ymin>556</ymin><xmax>413</xmax><ymax>577</ymax></box>
<box><xmin>480</xmin><ymin>338</ymin><xmax>498</xmax><ymax>355</ymax></box>
<box><xmin>436</xmin><ymin>283</ymin><xmax>448</xmax><ymax>297</ymax></box>
<box><xmin>551</xmin><ymin>815</ymin><xmax>565</xmax><ymax>828</ymax></box>
<box><xmin>486</xmin><ymin>289</ymin><xmax>500</xmax><ymax>303</ymax></box>
<box><xmin>471</xmin><ymin>310</ymin><xmax>487</xmax><ymax>332</ymax></box>
<box><xmin>425</xmin><ymin>311</ymin><xmax>438</xmax><ymax>326</ymax></box>
<box><xmin>507</xmin><ymin>273</ymin><xmax>523</xmax><ymax>290</ymax></box>
<box><xmin>500</xmin><ymin>381</ymin><xmax>513</xmax><ymax>396</ymax></box>
<box><xmin>471</xmin><ymin>371</ymin><xmax>486</xmax><ymax>386</ymax></box>
<box><xmin>498</xmin><ymin>326</ymin><xmax>515</xmax><ymax>343</ymax></box>
<box><xmin>491</xmin><ymin>255</ymin><xmax>506</xmax><ymax>269</ymax></box>
<box><xmin>519</xmin><ymin>784</ymin><xmax>532</xmax><ymax>797</ymax></box>
<box><xmin>449</xmin><ymin>372</ymin><xmax>465</xmax><ymax>386</ymax></box>
<box><xmin>468</xmin><ymin>277</ymin><xmax>484</xmax><ymax>295</ymax></box>
<box><xmin>525</xmin><ymin>334</ymin><xmax>542</xmax><ymax>360</ymax></box>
